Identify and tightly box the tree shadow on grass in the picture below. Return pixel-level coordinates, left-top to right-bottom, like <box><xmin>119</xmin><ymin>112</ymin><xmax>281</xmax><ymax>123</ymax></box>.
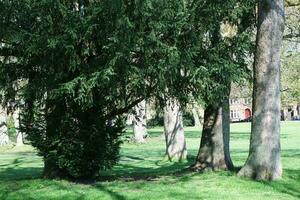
<box><xmin>98</xmin><ymin>161</ymin><xmax>193</xmax><ymax>182</ymax></box>
<box><xmin>0</xmin><ymin>167</ymin><xmax>42</xmax><ymax>181</ymax></box>
<box><xmin>261</xmin><ymin>169</ymin><xmax>300</xmax><ymax>198</ymax></box>
<box><xmin>0</xmin><ymin>173</ymin><xmax>126</xmax><ymax>200</ymax></box>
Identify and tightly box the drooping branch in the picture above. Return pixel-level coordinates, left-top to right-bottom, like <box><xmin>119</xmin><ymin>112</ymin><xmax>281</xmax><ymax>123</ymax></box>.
<box><xmin>103</xmin><ymin>97</ymin><xmax>144</xmax><ymax>120</ymax></box>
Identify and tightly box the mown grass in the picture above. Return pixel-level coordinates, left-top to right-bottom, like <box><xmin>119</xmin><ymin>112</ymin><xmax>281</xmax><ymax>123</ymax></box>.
<box><xmin>0</xmin><ymin>121</ymin><xmax>299</xmax><ymax>200</ymax></box>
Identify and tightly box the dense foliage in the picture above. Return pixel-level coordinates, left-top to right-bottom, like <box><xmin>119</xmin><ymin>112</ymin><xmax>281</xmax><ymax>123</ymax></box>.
<box><xmin>0</xmin><ymin>0</ymin><xmax>255</xmax><ymax>179</ymax></box>
<box><xmin>188</xmin><ymin>0</ymin><xmax>256</xmax><ymax>105</ymax></box>
<box><xmin>0</xmin><ymin>0</ymin><xmax>193</xmax><ymax>179</ymax></box>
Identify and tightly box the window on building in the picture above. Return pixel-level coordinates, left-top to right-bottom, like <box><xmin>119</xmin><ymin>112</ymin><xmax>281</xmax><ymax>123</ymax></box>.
<box><xmin>230</xmin><ymin>110</ymin><xmax>239</xmax><ymax>119</ymax></box>
<box><xmin>230</xmin><ymin>110</ymin><xmax>234</xmax><ymax>118</ymax></box>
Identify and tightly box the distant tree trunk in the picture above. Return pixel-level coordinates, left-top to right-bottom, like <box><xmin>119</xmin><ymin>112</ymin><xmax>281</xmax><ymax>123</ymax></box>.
<box><xmin>292</xmin><ymin>105</ymin><xmax>298</xmax><ymax>118</ymax></box>
<box><xmin>0</xmin><ymin>107</ymin><xmax>9</xmax><ymax>146</ymax></box>
<box><xmin>164</xmin><ymin>99</ymin><xmax>187</xmax><ymax>161</ymax></box>
<box><xmin>192</xmin><ymin>94</ymin><xmax>234</xmax><ymax>171</ymax></box>
<box><xmin>192</xmin><ymin>106</ymin><xmax>202</xmax><ymax>127</ymax></box>
<box><xmin>13</xmin><ymin>108</ymin><xmax>24</xmax><ymax>146</ymax></box>
<box><xmin>238</xmin><ymin>0</ymin><xmax>284</xmax><ymax>180</ymax></box>
<box><xmin>132</xmin><ymin>100</ymin><xmax>147</xmax><ymax>143</ymax></box>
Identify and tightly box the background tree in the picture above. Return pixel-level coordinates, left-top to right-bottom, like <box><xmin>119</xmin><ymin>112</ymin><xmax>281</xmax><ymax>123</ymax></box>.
<box><xmin>190</xmin><ymin>0</ymin><xmax>255</xmax><ymax>171</ymax></box>
<box><xmin>163</xmin><ymin>99</ymin><xmax>187</xmax><ymax>161</ymax></box>
<box><xmin>132</xmin><ymin>100</ymin><xmax>148</xmax><ymax>143</ymax></box>
<box><xmin>281</xmin><ymin>4</ymin><xmax>300</xmax><ymax>110</ymax></box>
<box><xmin>0</xmin><ymin>106</ymin><xmax>8</xmax><ymax>146</ymax></box>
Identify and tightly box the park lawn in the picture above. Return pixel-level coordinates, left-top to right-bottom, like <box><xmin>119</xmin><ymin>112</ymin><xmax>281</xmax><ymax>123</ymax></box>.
<box><xmin>0</xmin><ymin>121</ymin><xmax>299</xmax><ymax>200</ymax></box>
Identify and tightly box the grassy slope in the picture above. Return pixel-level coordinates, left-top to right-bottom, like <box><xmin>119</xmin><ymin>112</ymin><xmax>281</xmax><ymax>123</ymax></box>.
<box><xmin>0</xmin><ymin>121</ymin><xmax>299</xmax><ymax>200</ymax></box>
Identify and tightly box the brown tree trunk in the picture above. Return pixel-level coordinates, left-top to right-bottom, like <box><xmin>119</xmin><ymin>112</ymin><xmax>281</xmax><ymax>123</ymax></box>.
<box><xmin>132</xmin><ymin>100</ymin><xmax>147</xmax><ymax>143</ymax></box>
<box><xmin>164</xmin><ymin>99</ymin><xmax>187</xmax><ymax>161</ymax></box>
<box><xmin>192</xmin><ymin>95</ymin><xmax>233</xmax><ymax>171</ymax></box>
<box><xmin>238</xmin><ymin>0</ymin><xmax>284</xmax><ymax>180</ymax></box>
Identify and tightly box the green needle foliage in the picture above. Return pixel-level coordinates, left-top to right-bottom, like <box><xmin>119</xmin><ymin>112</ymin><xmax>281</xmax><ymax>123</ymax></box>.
<box><xmin>187</xmin><ymin>0</ymin><xmax>256</xmax><ymax>104</ymax></box>
<box><xmin>0</xmin><ymin>0</ymin><xmax>193</xmax><ymax>179</ymax></box>
<box><xmin>0</xmin><ymin>0</ymin><xmax>255</xmax><ymax>179</ymax></box>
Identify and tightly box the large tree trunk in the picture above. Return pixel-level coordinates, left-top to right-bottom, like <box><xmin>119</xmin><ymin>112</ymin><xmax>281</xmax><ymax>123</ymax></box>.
<box><xmin>238</xmin><ymin>0</ymin><xmax>284</xmax><ymax>180</ymax></box>
<box><xmin>192</xmin><ymin>97</ymin><xmax>234</xmax><ymax>171</ymax></box>
<box><xmin>164</xmin><ymin>99</ymin><xmax>187</xmax><ymax>161</ymax></box>
<box><xmin>132</xmin><ymin>100</ymin><xmax>147</xmax><ymax>143</ymax></box>
<box><xmin>0</xmin><ymin>107</ymin><xmax>9</xmax><ymax>146</ymax></box>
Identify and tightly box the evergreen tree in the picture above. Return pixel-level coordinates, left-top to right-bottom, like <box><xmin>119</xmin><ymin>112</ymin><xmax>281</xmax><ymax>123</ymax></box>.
<box><xmin>0</xmin><ymin>0</ymin><xmax>194</xmax><ymax>179</ymax></box>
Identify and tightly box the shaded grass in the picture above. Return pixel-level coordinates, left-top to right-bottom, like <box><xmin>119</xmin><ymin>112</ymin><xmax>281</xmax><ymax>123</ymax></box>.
<box><xmin>0</xmin><ymin>121</ymin><xmax>299</xmax><ymax>200</ymax></box>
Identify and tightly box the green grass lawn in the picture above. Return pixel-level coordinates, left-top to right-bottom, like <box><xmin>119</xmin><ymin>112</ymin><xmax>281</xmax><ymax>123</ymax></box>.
<box><xmin>0</xmin><ymin>121</ymin><xmax>300</xmax><ymax>200</ymax></box>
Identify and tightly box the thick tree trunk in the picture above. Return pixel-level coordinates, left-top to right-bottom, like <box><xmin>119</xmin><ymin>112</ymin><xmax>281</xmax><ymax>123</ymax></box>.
<box><xmin>0</xmin><ymin>107</ymin><xmax>9</xmax><ymax>146</ymax></box>
<box><xmin>192</xmin><ymin>97</ymin><xmax>233</xmax><ymax>171</ymax></box>
<box><xmin>132</xmin><ymin>100</ymin><xmax>147</xmax><ymax>143</ymax></box>
<box><xmin>238</xmin><ymin>0</ymin><xmax>284</xmax><ymax>180</ymax></box>
<box><xmin>164</xmin><ymin>99</ymin><xmax>187</xmax><ymax>161</ymax></box>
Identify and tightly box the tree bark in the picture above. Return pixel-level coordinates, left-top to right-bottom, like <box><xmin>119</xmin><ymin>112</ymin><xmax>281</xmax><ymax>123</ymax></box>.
<box><xmin>238</xmin><ymin>0</ymin><xmax>284</xmax><ymax>180</ymax></box>
<box><xmin>192</xmin><ymin>97</ymin><xmax>234</xmax><ymax>171</ymax></box>
<box><xmin>132</xmin><ymin>100</ymin><xmax>147</xmax><ymax>143</ymax></box>
<box><xmin>222</xmin><ymin>95</ymin><xmax>234</xmax><ymax>170</ymax></box>
<box><xmin>0</xmin><ymin>107</ymin><xmax>9</xmax><ymax>146</ymax></box>
<box><xmin>13</xmin><ymin>108</ymin><xmax>24</xmax><ymax>146</ymax></box>
<box><xmin>164</xmin><ymin>99</ymin><xmax>187</xmax><ymax>161</ymax></box>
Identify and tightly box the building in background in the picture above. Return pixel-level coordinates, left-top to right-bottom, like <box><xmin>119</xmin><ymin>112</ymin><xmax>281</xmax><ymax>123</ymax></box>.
<box><xmin>229</xmin><ymin>98</ymin><xmax>252</xmax><ymax>122</ymax></box>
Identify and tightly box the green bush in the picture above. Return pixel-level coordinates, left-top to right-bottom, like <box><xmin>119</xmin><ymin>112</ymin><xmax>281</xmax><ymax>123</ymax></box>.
<box><xmin>23</xmin><ymin>100</ymin><xmax>124</xmax><ymax>179</ymax></box>
<box><xmin>182</xmin><ymin>111</ymin><xmax>195</xmax><ymax>127</ymax></box>
<box><xmin>147</xmin><ymin>114</ymin><xmax>164</xmax><ymax>127</ymax></box>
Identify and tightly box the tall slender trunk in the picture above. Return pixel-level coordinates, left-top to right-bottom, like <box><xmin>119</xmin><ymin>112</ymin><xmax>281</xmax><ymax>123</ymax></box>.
<box><xmin>164</xmin><ymin>99</ymin><xmax>187</xmax><ymax>161</ymax></box>
<box><xmin>0</xmin><ymin>107</ymin><xmax>9</xmax><ymax>146</ymax></box>
<box><xmin>192</xmin><ymin>95</ymin><xmax>233</xmax><ymax>171</ymax></box>
<box><xmin>132</xmin><ymin>100</ymin><xmax>147</xmax><ymax>143</ymax></box>
<box><xmin>238</xmin><ymin>0</ymin><xmax>284</xmax><ymax>180</ymax></box>
<box><xmin>222</xmin><ymin>94</ymin><xmax>234</xmax><ymax>170</ymax></box>
<box><xmin>13</xmin><ymin>108</ymin><xmax>24</xmax><ymax>146</ymax></box>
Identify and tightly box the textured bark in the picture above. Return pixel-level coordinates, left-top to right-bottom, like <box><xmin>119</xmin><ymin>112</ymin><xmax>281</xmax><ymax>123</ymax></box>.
<box><xmin>192</xmin><ymin>98</ymin><xmax>233</xmax><ymax>171</ymax></box>
<box><xmin>132</xmin><ymin>100</ymin><xmax>147</xmax><ymax>143</ymax></box>
<box><xmin>238</xmin><ymin>0</ymin><xmax>284</xmax><ymax>180</ymax></box>
<box><xmin>222</xmin><ymin>95</ymin><xmax>234</xmax><ymax>170</ymax></box>
<box><xmin>0</xmin><ymin>107</ymin><xmax>9</xmax><ymax>146</ymax></box>
<box><xmin>164</xmin><ymin>99</ymin><xmax>187</xmax><ymax>161</ymax></box>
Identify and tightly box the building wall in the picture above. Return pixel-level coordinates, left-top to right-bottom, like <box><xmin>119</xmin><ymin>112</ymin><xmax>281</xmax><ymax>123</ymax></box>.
<box><xmin>229</xmin><ymin>98</ymin><xmax>252</xmax><ymax>122</ymax></box>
